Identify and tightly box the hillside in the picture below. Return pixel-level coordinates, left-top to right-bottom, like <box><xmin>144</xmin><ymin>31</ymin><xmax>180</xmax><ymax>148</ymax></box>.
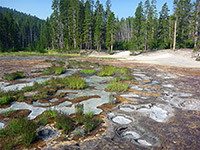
<box><xmin>0</xmin><ymin>6</ymin><xmax>45</xmax><ymax>52</ymax></box>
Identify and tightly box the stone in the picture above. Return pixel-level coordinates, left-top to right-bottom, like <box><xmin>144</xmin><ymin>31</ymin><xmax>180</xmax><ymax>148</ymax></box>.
<box><xmin>49</xmin><ymin>98</ymin><xmax>59</xmax><ymax>103</ymax></box>
<box><xmin>0</xmin><ymin>102</ymin><xmax>46</xmax><ymax>120</ymax></box>
<box><xmin>122</xmin><ymin>131</ymin><xmax>141</xmax><ymax>139</ymax></box>
<box><xmin>137</xmin><ymin>139</ymin><xmax>152</xmax><ymax>146</ymax></box>
<box><xmin>32</xmin><ymin>101</ymin><xmax>51</xmax><ymax>106</ymax></box>
<box><xmin>119</xmin><ymin>107</ymin><xmax>135</xmax><ymax>112</ymax></box>
<box><xmin>38</xmin><ymin>125</ymin><xmax>60</xmax><ymax>141</ymax></box>
<box><xmin>120</xmin><ymin>93</ymin><xmax>140</xmax><ymax>98</ymax></box>
<box><xmin>112</xmin><ymin>116</ymin><xmax>132</xmax><ymax>125</ymax></box>
<box><xmin>131</xmin><ymin>86</ymin><xmax>143</xmax><ymax>91</ymax></box>
<box><xmin>0</xmin><ymin>122</ymin><xmax>5</xmax><ymax>130</ymax></box>
<box><xmin>163</xmin><ymin>84</ymin><xmax>174</xmax><ymax>88</ymax></box>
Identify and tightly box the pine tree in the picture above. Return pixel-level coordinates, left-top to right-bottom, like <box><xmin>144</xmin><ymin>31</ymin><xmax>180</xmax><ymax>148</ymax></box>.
<box><xmin>83</xmin><ymin>0</ymin><xmax>93</xmax><ymax>50</ymax></box>
<box><xmin>132</xmin><ymin>1</ymin><xmax>145</xmax><ymax>51</ymax></box>
<box><xmin>158</xmin><ymin>3</ymin><xmax>170</xmax><ymax>49</ymax></box>
<box><xmin>4</xmin><ymin>11</ymin><xmax>19</xmax><ymax>51</ymax></box>
<box><xmin>173</xmin><ymin>0</ymin><xmax>193</xmax><ymax>50</ymax></box>
<box><xmin>94</xmin><ymin>1</ymin><xmax>104</xmax><ymax>51</ymax></box>
<box><xmin>0</xmin><ymin>13</ymin><xmax>6</xmax><ymax>52</ymax></box>
<box><xmin>106</xmin><ymin>12</ymin><xmax>116</xmax><ymax>52</ymax></box>
<box><xmin>51</xmin><ymin>0</ymin><xmax>64</xmax><ymax>50</ymax></box>
<box><xmin>194</xmin><ymin>0</ymin><xmax>200</xmax><ymax>51</ymax></box>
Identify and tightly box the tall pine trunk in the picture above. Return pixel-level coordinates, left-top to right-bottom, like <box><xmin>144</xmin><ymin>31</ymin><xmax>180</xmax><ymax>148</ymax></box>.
<box><xmin>173</xmin><ymin>17</ymin><xmax>177</xmax><ymax>52</ymax></box>
<box><xmin>194</xmin><ymin>0</ymin><xmax>200</xmax><ymax>49</ymax></box>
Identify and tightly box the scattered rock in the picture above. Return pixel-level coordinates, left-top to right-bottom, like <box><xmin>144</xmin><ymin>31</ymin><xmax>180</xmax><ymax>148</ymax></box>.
<box><xmin>0</xmin><ymin>122</ymin><xmax>5</xmax><ymax>130</ymax></box>
<box><xmin>112</xmin><ymin>116</ymin><xmax>132</xmax><ymax>125</ymax></box>
<box><xmin>38</xmin><ymin>125</ymin><xmax>60</xmax><ymax>141</ymax></box>
<box><xmin>137</xmin><ymin>139</ymin><xmax>152</xmax><ymax>146</ymax></box>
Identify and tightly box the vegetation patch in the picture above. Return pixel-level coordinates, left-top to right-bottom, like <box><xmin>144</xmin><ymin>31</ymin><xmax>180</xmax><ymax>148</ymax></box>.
<box><xmin>84</xmin><ymin>112</ymin><xmax>96</xmax><ymax>133</ymax></box>
<box><xmin>66</xmin><ymin>75</ymin><xmax>87</xmax><ymax>89</ymax></box>
<box><xmin>55</xmin><ymin>111</ymin><xmax>75</xmax><ymax>133</ymax></box>
<box><xmin>43</xmin><ymin>66</ymin><xmax>65</xmax><ymax>75</ymax></box>
<box><xmin>98</xmin><ymin>66</ymin><xmax>132</xmax><ymax>80</ymax></box>
<box><xmin>106</xmin><ymin>81</ymin><xmax>129</xmax><ymax>92</ymax></box>
<box><xmin>80</xmin><ymin>69</ymin><xmax>96</xmax><ymax>74</ymax></box>
<box><xmin>196</xmin><ymin>57</ymin><xmax>200</xmax><ymax>61</ymax></box>
<box><xmin>0</xmin><ymin>95</ymin><xmax>17</xmax><ymax>105</ymax></box>
<box><xmin>4</xmin><ymin>72</ymin><xmax>24</xmax><ymax>80</ymax></box>
<box><xmin>98</xmin><ymin>66</ymin><xmax>116</xmax><ymax>76</ymax></box>
<box><xmin>0</xmin><ymin>118</ymin><xmax>38</xmax><ymax>148</ymax></box>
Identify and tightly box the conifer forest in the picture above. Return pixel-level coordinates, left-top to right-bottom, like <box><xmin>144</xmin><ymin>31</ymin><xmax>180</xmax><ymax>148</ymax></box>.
<box><xmin>0</xmin><ymin>0</ymin><xmax>199</xmax><ymax>53</ymax></box>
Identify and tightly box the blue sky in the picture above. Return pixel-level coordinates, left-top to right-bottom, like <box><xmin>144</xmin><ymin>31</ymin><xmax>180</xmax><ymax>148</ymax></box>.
<box><xmin>0</xmin><ymin>0</ymin><xmax>195</xmax><ymax>20</ymax></box>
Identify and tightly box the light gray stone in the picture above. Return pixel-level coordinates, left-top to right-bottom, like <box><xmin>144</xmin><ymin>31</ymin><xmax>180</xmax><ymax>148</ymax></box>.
<box><xmin>112</xmin><ymin>116</ymin><xmax>132</xmax><ymax>124</ymax></box>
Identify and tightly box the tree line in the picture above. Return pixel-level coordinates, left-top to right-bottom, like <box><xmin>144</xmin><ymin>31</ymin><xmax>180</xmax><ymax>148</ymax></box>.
<box><xmin>0</xmin><ymin>6</ymin><xmax>45</xmax><ymax>52</ymax></box>
<box><xmin>0</xmin><ymin>0</ymin><xmax>199</xmax><ymax>53</ymax></box>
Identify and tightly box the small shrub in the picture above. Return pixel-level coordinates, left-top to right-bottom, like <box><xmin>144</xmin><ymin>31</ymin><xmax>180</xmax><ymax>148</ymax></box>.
<box><xmin>39</xmin><ymin>114</ymin><xmax>49</xmax><ymax>126</ymax></box>
<box><xmin>107</xmin><ymin>81</ymin><xmax>129</xmax><ymax>92</ymax></box>
<box><xmin>65</xmin><ymin>75</ymin><xmax>87</xmax><ymax>89</ymax></box>
<box><xmin>114</xmin><ymin>77</ymin><xmax>123</xmax><ymax>82</ymax></box>
<box><xmin>43</xmin><ymin>66</ymin><xmax>65</xmax><ymax>75</ymax></box>
<box><xmin>80</xmin><ymin>69</ymin><xmax>96</xmax><ymax>74</ymax></box>
<box><xmin>98</xmin><ymin>66</ymin><xmax>115</xmax><ymax>76</ymax></box>
<box><xmin>84</xmin><ymin>112</ymin><xmax>95</xmax><ymax>133</ymax></box>
<box><xmin>8</xmin><ymin>118</ymin><xmax>38</xmax><ymax>147</ymax></box>
<box><xmin>20</xmin><ymin>94</ymin><xmax>25</xmax><ymax>101</ymax></box>
<box><xmin>0</xmin><ymin>95</ymin><xmax>16</xmax><ymax>105</ymax></box>
<box><xmin>109</xmin><ymin>52</ymin><xmax>115</xmax><ymax>55</ymax></box>
<box><xmin>4</xmin><ymin>72</ymin><xmax>24</xmax><ymax>80</ymax></box>
<box><xmin>75</xmin><ymin>104</ymin><xmax>84</xmax><ymax>116</ymax></box>
<box><xmin>45</xmin><ymin>109</ymin><xmax>56</xmax><ymax>119</ymax></box>
<box><xmin>21</xmin><ymin>121</ymin><xmax>38</xmax><ymax>147</ymax></box>
<box><xmin>75</xmin><ymin>104</ymin><xmax>84</xmax><ymax>125</ymax></box>
<box><xmin>55</xmin><ymin>67</ymin><xmax>65</xmax><ymax>75</ymax></box>
<box><xmin>55</xmin><ymin>111</ymin><xmax>75</xmax><ymax>133</ymax></box>
<box><xmin>42</xmin><ymin>71</ymin><xmax>49</xmax><ymax>75</ymax></box>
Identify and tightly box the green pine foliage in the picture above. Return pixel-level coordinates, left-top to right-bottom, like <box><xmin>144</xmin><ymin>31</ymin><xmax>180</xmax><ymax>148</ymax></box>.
<box><xmin>0</xmin><ymin>0</ymin><xmax>199</xmax><ymax>53</ymax></box>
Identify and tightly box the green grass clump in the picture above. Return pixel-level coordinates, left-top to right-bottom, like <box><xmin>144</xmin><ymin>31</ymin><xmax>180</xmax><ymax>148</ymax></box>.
<box><xmin>4</xmin><ymin>72</ymin><xmax>24</xmax><ymax>80</ymax></box>
<box><xmin>106</xmin><ymin>81</ymin><xmax>129</xmax><ymax>92</ymax></box>
<box><xmin>66</xmin><ymin>75</ymin><xmax>87</xmax><ymax>89</ymax></box>
<box><xmin>98</xmin><ymin>66</ymin><xmax>115</xmax><ymax>76</ymax></box>
<box><xmin>98</xmin><ymin>66</ymin><xmax>132</xmax><ymax>79</ymax></box>
<box><xmin>84</xmin><ymin>112</ymin><xmax>95</xmax><ymax>133</ymax></box>
<box><xmin>75</xmin><ymin>104</ymin><xmax>84</xmax><ymax>125</ymax></box>
<box><xmin>43</xmin><ymin>66</ymin><xmax>65</xmax><ymax>75</ymax></box>
<box><xmin>55</xmin><ymin>111</ymin><xmax>75</xmax><ymax>133</ymax></box>
<box><xmin>0</xmin><ymin>118</ymin><xmax>38</xmax><ymax>148</ymax></box>
<box><xmin>80</xmin><ymin>69</ymin><xmax>96</xmax><ymax>74</ymax></box>
<box><xmin>55</xmin><ymin>67</ymin><xmax>65</xmax><ymax>74</ymax></box>
<box><xmin>196</xmin><ymin>57</ymin><xmax>200</xmax><ymax>61</ymax></box>
<box><xmin>0</xmin><ymin>95</ymin><xmax>16</xmax><ymax>105</ymax></box>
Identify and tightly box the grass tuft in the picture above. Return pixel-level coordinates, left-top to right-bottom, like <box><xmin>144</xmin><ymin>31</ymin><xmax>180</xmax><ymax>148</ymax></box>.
<box><xmin>65</xmin><ymin>75</ymin><xmax>87</xmax><ymax>89</ymax></box>
<box><xmin>55</xmin><ymin>111</ymin><xmax>75</xmax><ymax>133</ymax></box>
<box><xmin>80</xmin><ymin>69</ymin><xmax>96</xmax><ymax>74</ymax></box>
<box><xmin>4</xmin><ymin>72</ymin><xmax>24</xmax><ymax>80</ymax></box>
<box><xmin>106</xmin><ymin>81</ymin><xmax>129</xmax><ymax>92</ymax></box>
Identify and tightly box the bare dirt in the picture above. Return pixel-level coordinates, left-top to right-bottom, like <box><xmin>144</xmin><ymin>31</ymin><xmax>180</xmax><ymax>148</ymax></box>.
<box><xmin>89</xmin><ymin>49</ymin><xmax>200</xmax><ymax>69</ymax></box>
